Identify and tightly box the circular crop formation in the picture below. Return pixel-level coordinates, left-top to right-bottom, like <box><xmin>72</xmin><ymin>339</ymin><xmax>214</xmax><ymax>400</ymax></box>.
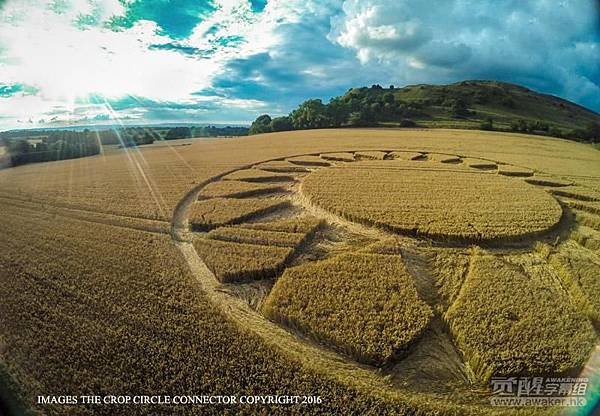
<box><xmin>302</xmin><ymin>161</ymin><xmax>563</xmax><ymax>242</ymax></box>
<box><xmin>182</xmin><ymin>148</ymin><xmax>600</xmax><ymax>412</ymax></box>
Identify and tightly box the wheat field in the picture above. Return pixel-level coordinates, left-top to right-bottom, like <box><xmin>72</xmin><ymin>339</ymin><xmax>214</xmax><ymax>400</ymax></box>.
<box><xmin>0</xmin><ymin>128</ymin><xmax>599</xmax><ymax>415</ymax></box>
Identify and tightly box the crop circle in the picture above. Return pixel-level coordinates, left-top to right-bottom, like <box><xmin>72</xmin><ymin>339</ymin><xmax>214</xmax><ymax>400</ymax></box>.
<box><xmin>302</xmin><ymin>161</ymin><xmax>563</xmax><ymax>242</ymax></box>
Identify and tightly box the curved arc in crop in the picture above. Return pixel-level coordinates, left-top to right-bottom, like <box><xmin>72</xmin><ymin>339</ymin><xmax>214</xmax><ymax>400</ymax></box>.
<box><xmin>168</xmin><ymin>147</ymin><xmax>596</xmax><ymax>413</ymax></box>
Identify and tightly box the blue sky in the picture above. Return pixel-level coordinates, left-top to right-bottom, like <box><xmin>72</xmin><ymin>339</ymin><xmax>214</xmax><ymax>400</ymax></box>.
<box><xmin>0</xmin><ymin>0</ymin><xmax>598</xmax><ymax>130</ymax></box>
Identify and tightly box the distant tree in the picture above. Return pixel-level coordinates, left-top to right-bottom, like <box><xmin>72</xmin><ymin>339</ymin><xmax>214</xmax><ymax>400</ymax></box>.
<box><xmin>270</xmin><ymin>116</ymin><xmax>293</xmax><ymax>132</ymax></box>
<box><xmin>474</xmin><ymin>91</ymin><xmax>489</xmax><ymax>104</ymax></box>
<box><xmin>140</xmin><ymin>132</ymin><xmax>154</xmax><ymax>145</ymax></box>
<box><xmin>451</xmin><ymin>99</ymin><xmax>469</xmax><ymax>118</ymax></box>
<box><xmin>585</xmin><ymin>122</ymin><xmax>600</xmax><ymax>142</ymax></box>
<box><xmin>501</xmin><ymin>97</ymin><xmax>516</xmax><ymax>108</ymax></box>
<box><xmin>35</xmin><ymin>142</ymin><xmax>49</xmax><ymax>152</ymax></box>
<box><xmin>389</xmin><ymin>85</ymin><xmax>395</xmax><ymax>90</ymax></box>
<box><xmin>194</xmin><ymin>126</ymin><xmax>248</xmax><ymax>137</ymax></box>
<box><xmin>8</xmin><ymin>139</ymin><xmax>31</xmax><ymax>155</ymax></box>
<box><xmin>7</xmin><ymin>132</ymin><xmax>100</xmax><ymax>166</ymax></box>
<box><xmin>480</xmin><ymin>117</ymin><xmax>494</xmax><ymax>131</ymax></box>
<box><xmin>347</xmin><ymin>111</ymin><xmax>367</xmax><ymax>127</ymax></box>
<box><xmin>399</xmin><ymin>118</ymin><xmax>416</xmax><ymax>127</ymax></box>
<box><xmin>532</xmin><ymin>120</ymin><xmax>549</xmax><ymax>132</ymax></box>
<box><xmin>290</xmin><ymin>99</ymin><xmax>331</xmax><ymax>129</ymax></box>
<box><xmin>165</xmin><ymin>127</ymin><xmax>192</xmax><ymax>140</ymax></box>
<box><xmin>569</xmin><ymin>122</ymin><xmax>600</xmax><ymax>142</ymax></box>
<box><xmin>370</xmin><ymin>102</ymin><xmax>382</xmax><ymax>116</ymax></box>
<box><xmin>98</xmin><ymin>130</ymin><xmax>120</xmax><ymax>145</ymax></box>
<box><xmin>548</xmin><ymin>127</ymin><xmax>564</xmax><ymax>138</ymax></box>
<box><xmin>327</xmin><ymin>97</ymin><xmax>351</xmax><ymax>127</ymax></box>
<box><xmin>383</xmin><ymin>102</ymin><xmax>394</xmax><ymax>116</ymax></box>
<box><xmin>249</xmin><ymin>114</ymin><xmax>273</xmax><ymax>135</ymax></box>
<box><xmin>510</xmin><ymin>119</ymin><xmax>528</xmax><ymax>132</ymax></box>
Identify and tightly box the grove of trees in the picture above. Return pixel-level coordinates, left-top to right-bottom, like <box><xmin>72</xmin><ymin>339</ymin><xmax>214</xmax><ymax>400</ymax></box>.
<box><xmin>7</xmin><ymin>131</ymin><xmax>101</xmax><ymax>166</ymax></box>
<box><xmin>249</xmin><ymin>85</ymin><xmax>425</xmax><ymax>135</ymax></box>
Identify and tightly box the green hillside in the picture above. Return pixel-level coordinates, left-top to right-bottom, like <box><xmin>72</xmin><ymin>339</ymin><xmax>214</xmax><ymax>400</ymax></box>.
<box><xmin>250</xmin><ymin>80</ymin><xmax>600</xmax><ymax>142</ymax></box>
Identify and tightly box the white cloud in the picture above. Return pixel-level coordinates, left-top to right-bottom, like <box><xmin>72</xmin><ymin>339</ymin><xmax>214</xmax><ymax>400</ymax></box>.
<box><xmin>0</xmin><ymin>0</ymin><xmax>598</xmax><ymax>129</ymax></box>
<box><xmin>0</xmin><ymin>4</ymin><xmax>220</xmax><ymax>102</ymax></box>
<box><xmin>330</xmin><ymin>0</ymin><xmax>600</xmax><ymax>108</ymax></box>
<box><xmin>0</xmin><ymin>0</ymin><xmax>281</xmax><ymax>128</ymax></box>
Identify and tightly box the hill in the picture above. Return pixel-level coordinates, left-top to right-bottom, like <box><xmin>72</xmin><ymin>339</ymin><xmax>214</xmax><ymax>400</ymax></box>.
<box><xmin>250</xmin><ymin>80</ymin><xmax>600</xmax><ymax>142</ymax></box>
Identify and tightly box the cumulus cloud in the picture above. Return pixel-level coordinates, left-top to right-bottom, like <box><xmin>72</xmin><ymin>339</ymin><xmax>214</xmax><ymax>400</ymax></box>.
<box><xmin>0</xmin><ymin>0</ymin><xmax>598</xmax><ymax>129</ymax></box>
<box><xmin>0</xmin><ymin>1</ymin><xmax>220</xmax><ymax>126</ymax></box>
<box><xmin>210</xmin><ymin>0</ymin><xmax>394</xmax><ymax>116</ymax></box>
<box><xmin>330</xmin><ymin>0</ymin><xmax>600</xmax><ymax>109</ymax></box>
<box><xmin>0</xmin><ymin>0</ymin><xmax>291</xmax><ymax>127</ymax></box>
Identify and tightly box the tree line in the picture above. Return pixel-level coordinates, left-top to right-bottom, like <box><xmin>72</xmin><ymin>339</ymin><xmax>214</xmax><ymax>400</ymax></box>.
<box><xmin>250</xmin><ymin>85</ymin><xmax>421</xmax><ymax>135</ymax></box>
<box><xmin>0</xmin><ymin>125</ymin><xmax>250</xmax><ymax>168</ymax></box>
<box><xmin>249</xmin><ymin>84</ymin><xmax>600</xmax><ymax>143</ymax></box>
<box><xmin>3</xmin><ymin>130</ymin><xmax>102</xmax><ymax>166</ymax></box>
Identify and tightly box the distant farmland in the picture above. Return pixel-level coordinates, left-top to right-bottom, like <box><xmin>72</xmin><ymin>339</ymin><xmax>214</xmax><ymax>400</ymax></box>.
<box><xmin>0</xmin><ymin>128</ymin><xmax>599</xmax><ymax>415</ymax></box>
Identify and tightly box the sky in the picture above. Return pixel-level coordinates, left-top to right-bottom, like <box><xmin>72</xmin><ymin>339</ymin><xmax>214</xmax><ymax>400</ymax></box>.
<box><xmin>0</xmin><ymin>0</ymin><xmax>598</xmax><ymax>130</ymax></box>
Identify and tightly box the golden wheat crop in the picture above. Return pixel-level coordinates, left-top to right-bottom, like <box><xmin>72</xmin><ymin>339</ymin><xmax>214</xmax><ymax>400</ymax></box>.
<box><xmin>263</xmin><ymin>253</ymin><xmax>432</xmax><ymax>366</ymax></box>
<box><xmin>574</xmin><ymin>210</ymin><xmax>600</xmax><ymax>231</ymax></box>
<box><xmin>241</xmin><ymin>216</ymin><xmax>323</xmax><ymax>234</ymax></box>
<box><xmin>445</xmin><ymin>253</ymin><xmax>596</xmax><ymax>383</ymax></box>
<box><xmin>427</xmin><ymin>153</ymin><xmax>461</xmax><ymax>163</ymax></box>
<box><xmin>389</xmin><ymin>151</ymin><xmax>424</xmax><ymax>160</ymax></box>
<box><xmin>255</xmin><ymin>160</ymin><xmax>310</xmax><ymax>172</ymax></box>
<box><xmin>347</xmin><ymin>158</ymin><xmax>476</xmax><ymax>172</ymax></box>
<box><xmin>320</xmin><ymin>152</ymin><xmax>355</xmax><ymax>162</ymax></box>
<box><xmin>430</xmin><ymin>249</ymin><xmax>472</xmax><ymax>312</ymax></box>
<box><xmin>568</xmin><ymin>176</ymin><xmax>600</xmax><ymax>193</ymax></box>
<box><xmin>548</xmin><ymin>241</ymin><xmax>600</xmax><ymax>324</ymax></box>
<box><xmin>359</xmin><ymin>236</ymin><xmax>406</xmax><ymax>255</ymax></box>
<box><xmin>0</xmin><ymin>128</ymin><xmax>597</xmax><ymax>221</ymax></box>
<box><xmin>461</xmin><ymin>158</ymin><xmax>497</xmax><ymax>169</ymax></box>
<box><xmin>2</xmin><ymin>128</ymin><xmax>600</xmax><ymax>415</ymax></box>
<box><xmin>208</xmin><ymin>226</ymin><xmax>306</xmax><ymax>247</ymax></box>
<box><xmin>222</xmin><ymin>168</ymin><xmax>294</xmax><ymax>182</ymax></box>
<box><xmin>524</xmin><ymin>176</ymin><xmax>572</xmax><ymax>187</ymax></box>
<box><xmin>354</xmin><ymin>151</ymin><xmax>388</xmax><ymax>160</ymax></box>
<box><xmin>0</xmin><ymin>194</ymin><xmax>171</xmax><ymax>234</ymax></box>
<box><xmin>195</xmin><ymin>215</ymin><xmax>324</xmax><ymax>281</ymax></box>
<box><xmin>497</xmin><ymin>164</ymin><xmax>534</xmax><ymax>177</ymax></box>
<box><xmin>199</xmin><ymin>180</ymin><xmax>285</xmax><ymax>198</ymax></box>
<box><xmin>564</xmin><ymin>199</ymin><xmax>600</xmax><ymax>215</ymax></box>
<box><xmin>570</xmin><ymin>226</ymin><xmax>600</xmax><ymax>252</ymax></box>
<box><xmin>1</xmin><ymin>201</ymin><xmax>427</xmax><ymax>416</ymax></box>
<box><xmin>189</xmin><ymin>197</ymin><xmax>290</xmax><ymax>230</ymax></box>
<box><xmin>302</xmin><ymin>162</ymin><xmax>563</xmax><ymax>241</ymax></box>
<box><xmin>193</xmin><ymin>237</ymin><xmax>293</xmax><ymax>282</ymax></box>
<box><xmin>286</xmin><ymin>155</ymin><xmax>331</xmax><ymax>166</ymax></box>
<box><xmin>551</xmin><ymin>186</ymin><xmax>600</xmax><ymax>201</ymax></box>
